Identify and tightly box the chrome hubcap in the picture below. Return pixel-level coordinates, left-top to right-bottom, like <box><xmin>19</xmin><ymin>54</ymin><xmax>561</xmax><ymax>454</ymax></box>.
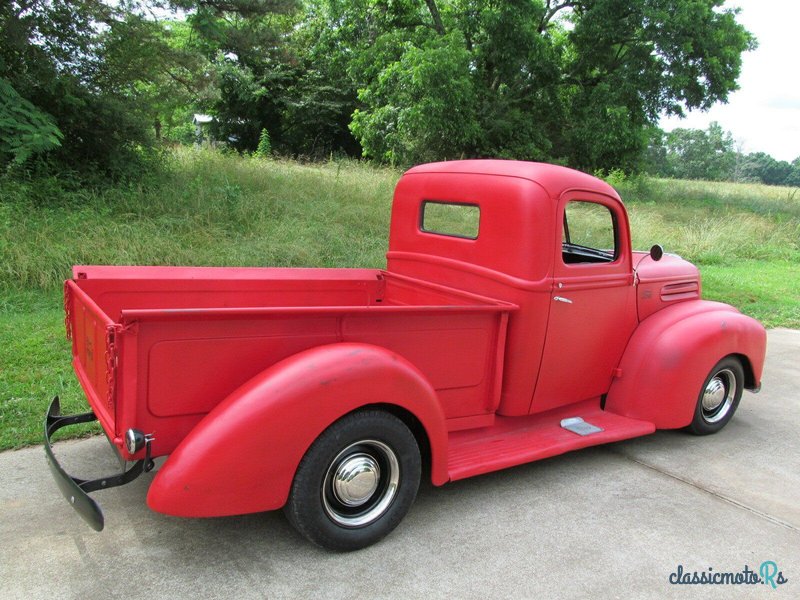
<box><xmin>701</xmin><ymin>368</ymin><xmax>736</xmax><ymax>423</ymax></box>
<box><xmin>702</xmin><ymin>379</ymin><xmax>726</xmax><ymax>411</ymax></box>
<box><xmin>332</xmin><ymin>453</ymin><xmax>380</xmax><ymax>507</ymax></box>
<box><xmin>322</xmin><ymin>440</ymin><xmax>400</xmax><ymax>528</ymax></box>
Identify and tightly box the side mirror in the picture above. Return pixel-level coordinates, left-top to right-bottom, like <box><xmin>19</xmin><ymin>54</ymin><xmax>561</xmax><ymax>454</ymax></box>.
<box><xmin>649</xmin><ymin>244</ymin><xmax>664</xmax><ymax>262</ymax></box>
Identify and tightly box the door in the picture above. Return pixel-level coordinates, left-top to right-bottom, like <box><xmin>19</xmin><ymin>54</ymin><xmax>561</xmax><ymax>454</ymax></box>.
<box><xmin>530</xmin><ymin>192</ymin><xmax>638</xmax><ymax>414</ymax></box>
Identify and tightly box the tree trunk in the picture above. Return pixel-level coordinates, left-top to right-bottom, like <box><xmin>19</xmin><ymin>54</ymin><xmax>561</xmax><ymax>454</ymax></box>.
<box><xmin>424</xmin><ymin>0</ymin><xmax>445</xmax><ymax>35</ymax></box>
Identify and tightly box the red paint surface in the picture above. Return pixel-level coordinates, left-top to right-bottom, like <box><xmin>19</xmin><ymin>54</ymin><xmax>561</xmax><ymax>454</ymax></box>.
<box><xmin>147</xmin><ymin>343</ymin><xmax>449</xmax><ymax>516</ymax></box>
<box><xmin>605</xmin><ymin>300</ymin><xmax>767</xmax><ymax>428</ymax></box>
<box><xmin>64</xmin><ymin>160</ymin><xmax>767</xmax><ymax>519</ymax></box>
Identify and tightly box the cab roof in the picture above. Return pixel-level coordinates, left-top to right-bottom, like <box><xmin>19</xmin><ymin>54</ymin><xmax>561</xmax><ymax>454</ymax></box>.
<box><xmin>404</xmin><ymin>160</ymin><xmax>619</xmax><ymax>200</ymax></box>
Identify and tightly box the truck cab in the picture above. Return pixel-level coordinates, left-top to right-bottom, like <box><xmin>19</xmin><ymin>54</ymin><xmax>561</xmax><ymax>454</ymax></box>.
<box><xmin>46</xmin><ymin>160</ymin><xmax>766</xmax><ymax>551</ymax></box>
<box><xmin>390</xmin><ymin>160</ymin><xmax>642</xmax><ymax>417</ymax></box>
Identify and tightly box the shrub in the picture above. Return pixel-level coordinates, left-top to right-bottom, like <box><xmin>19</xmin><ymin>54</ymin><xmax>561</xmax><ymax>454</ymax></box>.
<box><xmin>254</xmin><ymin>128</ymin><xmax>272</xmax><ymax>158</ymax></box>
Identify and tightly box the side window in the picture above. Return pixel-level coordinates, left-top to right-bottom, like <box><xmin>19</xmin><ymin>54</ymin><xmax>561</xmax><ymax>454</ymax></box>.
<box><xmin>562</xmin><ymin>201</ymin><xmax>617</xmax><ymax>264</ymax></box>
<box><xmin>421</xmin><ymin>201</ymin><xmax>480</xmax><ymax>239</ymax></box>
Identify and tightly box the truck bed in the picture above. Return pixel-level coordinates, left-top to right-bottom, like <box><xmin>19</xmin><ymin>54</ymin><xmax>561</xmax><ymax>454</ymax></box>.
<box><xmin>65</xmin><ymin>266</ymin><xmax>514</xmax><ymax>458</ymax></box>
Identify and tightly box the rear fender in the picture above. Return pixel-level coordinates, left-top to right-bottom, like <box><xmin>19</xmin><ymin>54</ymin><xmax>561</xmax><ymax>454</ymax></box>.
<box><xmin>147</xmin><ymin>343</ymin><xmax>447</xmax><ymax>518</ymax></box>
<box><xmin>605</xmin><ymin>301</ymin><xmax>766</xmax><ymax>429</ymax></box>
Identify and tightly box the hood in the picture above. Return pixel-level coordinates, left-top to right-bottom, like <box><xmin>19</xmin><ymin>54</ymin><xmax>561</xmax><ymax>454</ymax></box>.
<box><xmin>634</xmin><ymin>251</ymin><xmax>701</xmax><ymax>321</ymax></box>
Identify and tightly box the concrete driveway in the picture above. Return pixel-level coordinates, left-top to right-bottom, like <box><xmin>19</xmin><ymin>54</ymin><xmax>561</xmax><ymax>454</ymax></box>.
<box><xmin>1</xmin><ymin>330</ymin><xmax>797</xmax><ymax>599</ymax></box>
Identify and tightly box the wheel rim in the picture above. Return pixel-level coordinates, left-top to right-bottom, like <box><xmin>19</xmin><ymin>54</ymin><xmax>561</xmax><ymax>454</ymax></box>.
<box><xmin>701</xmin><ymin>368</ymin><xmax>737</xmax><ymax>423</ymax></box>
<box><xmin>322</xmin><ymin>440</ymin><xmax>400</xmax><ymax>528</ymax></box>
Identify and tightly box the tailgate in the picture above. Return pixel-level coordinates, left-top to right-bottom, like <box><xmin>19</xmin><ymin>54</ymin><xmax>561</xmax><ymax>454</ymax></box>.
<box><xmin>64</xmin><ymin>280</ymin><xmax>118</xmax><ymax>435</ymax></box>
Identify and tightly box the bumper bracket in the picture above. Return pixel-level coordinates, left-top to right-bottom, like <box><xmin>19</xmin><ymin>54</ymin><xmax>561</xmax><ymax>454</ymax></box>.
<box><xmin>44</xmin><ymin>397</ymin><xmax>153</xmax><ymax>531</ymax></box>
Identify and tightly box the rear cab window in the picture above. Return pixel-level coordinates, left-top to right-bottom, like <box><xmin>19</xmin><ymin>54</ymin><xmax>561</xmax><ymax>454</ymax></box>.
<box><xmin>420</xmin><ymin>201</ymin><xmax>480</xmax><ymax>239</ymax></box>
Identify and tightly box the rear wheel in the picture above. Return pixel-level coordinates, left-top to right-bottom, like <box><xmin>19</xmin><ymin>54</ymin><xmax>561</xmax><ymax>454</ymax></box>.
<box><xmin>686</xmin><ymin>357</ymin><xmax>744</xmax><ymax>435</ymax></box>
<box><xmin>284</xmin><ymin>410</ymin><xmax>421</xmax><ymax>551</ymax></box>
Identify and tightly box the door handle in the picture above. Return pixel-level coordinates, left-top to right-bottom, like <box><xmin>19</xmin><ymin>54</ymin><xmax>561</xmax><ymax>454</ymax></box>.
<box><xmin>553</xmin><ymin>296</ymin><xmax>573</xmax><ymax>304</ymax></box>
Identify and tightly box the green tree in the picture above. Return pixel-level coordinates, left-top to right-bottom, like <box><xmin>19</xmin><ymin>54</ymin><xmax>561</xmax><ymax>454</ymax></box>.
<box><xmin>739</xmin><ymin>152</ymin><xmax>794</xmax><ymax>186</ymax></box>
<box><xmin>279</xmin><ymin>3</ymin><xmax>361</xmax><ymax>156</ymax></box>
<box><xmin>663</xmin><ymin>122</ymin><xmax>736</xmax><ymax>181</ymax></box>
<box><xmin>0</xmin><ymin>1</ymin><xmax>154</xmax><ymax>176</ymax></box>
<box><xmin>0</xmin><ymin>0</ymin><xmax>757</xmax><ymax>174</ymax></box>
<box><xmin>550</xmin><ymin>0</ymin><xmax>754</xmax><ymax>170</ymax></box>
<box><xmin>306</xmin><ymin>0</ymin><xmax>754</xmax><ymax>169</ymax></box>
<box><xmin>786</xmin><ymin>158</ymin><xmax>800</xmax><ymax>187</ymax></box>
<box><xmin>254</xmin><ymin>127</ymin><xmax>272</xmax><ymax>156</ymax></box>
<box><xmin>1</xmin><ymin>2</ymin><xmax>221</xmax><ymax>176</ymax></box>
<box><xmin>175</xmin><ymin>0</ymin><xmax>302</xmax><ymax>153</ymax></box>
<box><xmin>641</xmin><ymin>127</ymin><xmax>669</xmax><ymax>176</ymax></box>
<box><xmin>350</xmin><ymin>31</ymin><xmax>480</xmax><ymax>164</ymax></box>
<box><xmin>98</xmin><ymin>16</ymin><xmax>216</xmax><ymax>142</ymax></box>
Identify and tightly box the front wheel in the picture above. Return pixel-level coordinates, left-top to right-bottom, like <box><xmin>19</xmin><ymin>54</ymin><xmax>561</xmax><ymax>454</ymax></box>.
<box><xmin>284</xmin><ymin>410</ymin><xmax>421</xmax><ymax>551</ymax></box>
<box><xmin>686</xmin><ymin>357</ymin><xmax>744</xmax><ymax>435</ymax></box>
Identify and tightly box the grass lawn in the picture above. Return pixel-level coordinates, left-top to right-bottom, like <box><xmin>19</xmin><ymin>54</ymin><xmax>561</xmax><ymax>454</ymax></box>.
<box><xmin>701</xmin><ymin>261</ymin><xmax>800</xmax><ymax>328</ymax></box>
<box><xmin>0</xmin><ymin>289</ymin><xmax>98</xmax><ymax>448</ymax></box>
<box><xmin>1</xmin><ymin>149</ymin><xmax>797</xmax><ymax>450</ymax></box>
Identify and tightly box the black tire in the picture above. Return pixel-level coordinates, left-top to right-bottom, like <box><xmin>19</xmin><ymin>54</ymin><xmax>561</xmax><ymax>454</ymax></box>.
<box><xmin>284</xmin><ymin>410</ymin><xmax>421</xmax><ymax>551</ymax></box>
<box><xmin>686</xmin><ymin>356</ymin><xmax>744</xmax><ymax>435</ymax></box>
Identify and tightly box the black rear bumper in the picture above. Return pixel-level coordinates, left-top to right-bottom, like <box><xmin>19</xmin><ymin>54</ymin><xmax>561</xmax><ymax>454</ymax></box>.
<box><xmin>44</xmin><ymin>397</ymin><xmax>151</xmax><ymax>531</ymax></box>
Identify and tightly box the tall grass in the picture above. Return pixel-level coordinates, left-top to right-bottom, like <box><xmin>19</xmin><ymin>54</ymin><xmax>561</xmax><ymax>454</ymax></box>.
<box><xmin>0</xmin><ymin>149</ymin><xmax>401</xmax><ymax>289</ymax></box>
<box><xmin>614</xmin><ymin>176</ymin><xmax>800</xmax><ymax>264</ymax></box>
<box><xmin>618</xmin><ymin>176</ymin><xmax>800</xmax><ymax>218</ymax></box>
<box><xmin>627</xmin><ymin>210</ymin><xmax>799</xmax><ymax>264</ymax></box>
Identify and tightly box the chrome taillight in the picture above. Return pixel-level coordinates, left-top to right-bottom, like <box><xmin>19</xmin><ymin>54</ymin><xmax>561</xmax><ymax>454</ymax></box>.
<box><xmin>125</xmin><ymin>429</ymin><xmax>146</xmax><ymax>454</ymax></box>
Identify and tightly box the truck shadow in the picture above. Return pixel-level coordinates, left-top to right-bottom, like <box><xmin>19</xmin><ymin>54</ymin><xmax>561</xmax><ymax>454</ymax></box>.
<box><xmin>108</xmin><ymin>430</ymin><xmax>687</xmax><ymax>559</ymax></box>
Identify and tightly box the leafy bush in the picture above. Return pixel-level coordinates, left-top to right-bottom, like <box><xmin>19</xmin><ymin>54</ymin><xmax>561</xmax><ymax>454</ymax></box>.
<box><xmin>0</xmin><ymin>79</ymin><xmax>62</xmax><ymax>167</ymax></box>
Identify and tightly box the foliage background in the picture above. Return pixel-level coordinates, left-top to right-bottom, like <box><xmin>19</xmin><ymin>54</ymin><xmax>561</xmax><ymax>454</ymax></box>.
<box><xmin>4</xmin><ymin>0</ymin><xmax>787</xmax><ymax>178</ymax></box>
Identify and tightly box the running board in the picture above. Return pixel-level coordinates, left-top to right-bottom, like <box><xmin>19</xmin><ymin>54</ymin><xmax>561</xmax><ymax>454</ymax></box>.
<box><xmin>447</xmin><ymin>400</ymin><xmax>655</xmax><ymax>481</ymax></box>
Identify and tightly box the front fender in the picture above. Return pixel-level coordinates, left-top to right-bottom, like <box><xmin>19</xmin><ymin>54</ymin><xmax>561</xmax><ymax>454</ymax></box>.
<box><xmin>605</xmin><ymin>301</ymin><xmax>766</xmax><ymax>429</ymax></box>
<box><xmin>147</xmin><ymin>343</ymin><xmax>448</xmax><ymax>518</ymax></box>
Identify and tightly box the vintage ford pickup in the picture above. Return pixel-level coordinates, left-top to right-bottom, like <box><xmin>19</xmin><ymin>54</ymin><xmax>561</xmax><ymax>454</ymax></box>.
<box><xmin>45</xmin><ymin>160</ymin><xmax>766</xmax><ymax>550</ymax></box>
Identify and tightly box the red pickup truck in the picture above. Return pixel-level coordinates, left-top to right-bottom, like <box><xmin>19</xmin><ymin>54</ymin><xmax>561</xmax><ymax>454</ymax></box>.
<box><xmin>45</xmin><ymin>160</ymin><xmax>766</xmax><ymax>551</ymax></box>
